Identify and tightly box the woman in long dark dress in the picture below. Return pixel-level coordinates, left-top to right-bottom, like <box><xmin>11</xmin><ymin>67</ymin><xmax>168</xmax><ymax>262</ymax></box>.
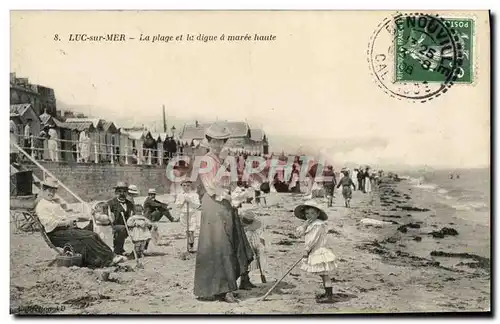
<box><xmin>193</xmin><ymin>123</ymin><xmax>254</xmax><ymax>303</ymax></box>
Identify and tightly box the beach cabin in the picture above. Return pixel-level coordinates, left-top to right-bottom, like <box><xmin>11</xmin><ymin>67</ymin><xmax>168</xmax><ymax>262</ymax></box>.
<box><xmin>102</xmin><ymin>121</ymin><xmax>119</xmax><ymax>163</ymax></box>
<box><xmin>38</xmin><ymin>110</ymin><xmax>75</xmax><ymax>162</ymax></box>
<box><xmin>65</xmin><ymin>118</ymin><xmax>105</xmax><ymax>162</ymax></box>
<box><xmin>125</xmin><ymin>130</ymin><xmax>149</xmax><ymax>164</ymax></box>
<box><xmin>152</xmin><ymin>132</ymin><xmax>169</xmax><ymax>164</ymax></box>
<box><xmin>10</xmin><ymin>104</ymin><xmax>41</xmax><ymax>159</ymax></box>
<box><xmin>63</xmin><ymin>121</ymin><xmax>96</xmax><ymax>162</ymax></box>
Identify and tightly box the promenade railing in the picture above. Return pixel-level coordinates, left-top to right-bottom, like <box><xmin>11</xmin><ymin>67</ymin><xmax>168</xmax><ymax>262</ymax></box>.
<box><xmin>11</xmin><ymin>133</ymin><xmax>190</xmax><ymax>166</ymax></box>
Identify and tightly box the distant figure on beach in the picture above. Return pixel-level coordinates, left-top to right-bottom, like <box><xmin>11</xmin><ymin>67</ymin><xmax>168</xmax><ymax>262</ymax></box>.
<box><xmin>450</xmin><ymin>173</ymin><xmax>454</xmax><ymax>180</ymax></box>
<box><xmin>337</xmin><ymin>169</ymin><xmax>356</xmax><ymax>208</ymax></box>
<box><xmin>323</xmin><ymin>165</ymin><xmax>336</xmax><ymax>207</ymax></box>
<box><xmin>294</xmin><ymin>200</ymin><xmax>337</xmax><ymax>304</ymax></box>
<box><xmin>363</xmin><ymin>167</ymin><xmax>372</xmax><ymax>193</ymax></box>
<box><xmin>357</xmin><ymin>167</ymin><xmax>364</xmax><ymax>191</ymax></box>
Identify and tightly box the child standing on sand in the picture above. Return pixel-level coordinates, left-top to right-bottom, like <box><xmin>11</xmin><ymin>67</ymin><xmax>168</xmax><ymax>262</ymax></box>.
<box><xmin>337</xmin><ymin>169</ymin><xmax>356</xmax><ymax>208</ymax></box>
<box><xmin>126</xmin><ymin>207</ymin><xmax>152</xmax><ymax>259</ymax></box>
<box><xmin>175</xmin><ymin>180</ymin><xmax>201</xmax><ymax>252</ymax></box>
<box><xmin>294</xmin><ymin>200</ymin><xmax>337</xmax><ymax>304</ymax></box>
<box><xmin>241</xmin><ymin>210</ymin><xmax>267</xmax><ymax>283</ymax></box>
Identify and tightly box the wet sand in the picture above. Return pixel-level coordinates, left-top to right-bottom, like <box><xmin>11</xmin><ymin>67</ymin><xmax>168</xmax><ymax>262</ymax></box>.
<box><xmin>10</xmin><ymin>178</ymin><xmax>490</xmax><ymax>314</ymax></box>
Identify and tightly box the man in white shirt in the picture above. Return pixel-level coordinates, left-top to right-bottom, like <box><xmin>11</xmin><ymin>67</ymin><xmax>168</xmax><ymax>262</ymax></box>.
<box><xmin>47</xmin><ymin>125</ymin><xmax>59</xmax><ymax>162</ymax></box>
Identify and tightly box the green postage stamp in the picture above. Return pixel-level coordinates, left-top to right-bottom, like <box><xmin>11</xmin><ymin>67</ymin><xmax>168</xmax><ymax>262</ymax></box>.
<box><xmin>394</xmin><ymin>17</ymin><xmax>474</xmax><ymax>84</ymax></box>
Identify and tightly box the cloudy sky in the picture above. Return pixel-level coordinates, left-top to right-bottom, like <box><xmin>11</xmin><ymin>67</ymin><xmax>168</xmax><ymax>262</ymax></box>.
<box><xmin>10</xmin><ymin>11</ymin><xmax>490</xmax><ymax>169</ymax></box>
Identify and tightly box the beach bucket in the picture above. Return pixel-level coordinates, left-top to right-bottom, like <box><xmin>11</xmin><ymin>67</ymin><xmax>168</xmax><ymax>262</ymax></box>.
<box><xmin>56</xmin><ymin>244</ymin><xmax>82</xmax><ymax>267</ymax></box>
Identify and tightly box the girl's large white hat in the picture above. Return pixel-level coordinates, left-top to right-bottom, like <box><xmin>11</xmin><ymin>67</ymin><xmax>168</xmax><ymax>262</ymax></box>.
<box><xmin>205</xmin><ymin>122</ymin><xmax>231</xmax><ymax>140</ymax></box>
<box><xmin>294</xmin><ymin>200</ymin><xmax>328</xmax><ymax>221</ymax></box>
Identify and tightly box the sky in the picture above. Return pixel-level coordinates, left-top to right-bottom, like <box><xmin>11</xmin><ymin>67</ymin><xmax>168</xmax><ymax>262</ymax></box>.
<box><xmin>10</xmin><ymin>10</ymin><xmax>490</xmax><ymax>169</ymax></box>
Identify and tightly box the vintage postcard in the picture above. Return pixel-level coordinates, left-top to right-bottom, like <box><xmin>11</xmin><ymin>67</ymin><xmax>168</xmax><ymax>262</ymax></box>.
<box><xmin>9</xmin><ymin>10</ymin><xmax>490</xmax><ymax>315</ymax></box>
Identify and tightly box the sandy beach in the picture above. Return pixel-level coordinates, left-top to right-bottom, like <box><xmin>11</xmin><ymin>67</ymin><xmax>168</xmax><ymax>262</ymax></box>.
<box><xmin>10</xmin><ymin>177</ymin><xmax>490</xmax><ymax>314</ymax></box>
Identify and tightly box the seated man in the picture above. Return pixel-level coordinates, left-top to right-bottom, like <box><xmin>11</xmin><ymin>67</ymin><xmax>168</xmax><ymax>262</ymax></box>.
<box><xmin>35</xmin><ymin>177</ymin><xmax>126</xmax><ymax>268</ymax></box>
<box><xmin>106</xmin><ymin>181</ymin><xmax>135</xmax><ymax>255</ymax></box>
<box><xmin>143</xmin><ymin>188</ymin><xmax>178</xmax><ymax>223</ymax></box>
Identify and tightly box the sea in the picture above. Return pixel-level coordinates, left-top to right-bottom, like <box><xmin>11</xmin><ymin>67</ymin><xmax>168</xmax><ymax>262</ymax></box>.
<box><xmin>399</xmin><ymin>167</ymin><xmax>491</xmax><ymax>258</ymax></box>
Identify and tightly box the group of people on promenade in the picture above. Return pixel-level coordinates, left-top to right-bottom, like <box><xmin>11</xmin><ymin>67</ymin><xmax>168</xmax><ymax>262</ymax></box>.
<box><xmin>32</xmin><ymin>122</ymin><xmax>385</xmax><ymax>305</ymax></box>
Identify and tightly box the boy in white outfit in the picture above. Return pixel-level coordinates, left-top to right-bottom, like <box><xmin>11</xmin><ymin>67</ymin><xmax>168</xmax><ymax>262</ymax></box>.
<box><xmin>175</xmin><ymin>180</ymin><xmax>201</xmax><ymax>252</ymax></box>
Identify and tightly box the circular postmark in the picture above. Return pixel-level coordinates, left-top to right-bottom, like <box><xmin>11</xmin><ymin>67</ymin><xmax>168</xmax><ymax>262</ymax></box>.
<box><xmin>368</xmin><ymin>12</ymin><xmax>465</xmax><ymax>103</ymax></box>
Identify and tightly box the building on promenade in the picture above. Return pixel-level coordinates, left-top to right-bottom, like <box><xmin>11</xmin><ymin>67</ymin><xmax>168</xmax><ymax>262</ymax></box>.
<box><xmin>179</xmin><ymin>120</ymin><xmax>269</xmax><ymax>155</ymax></box>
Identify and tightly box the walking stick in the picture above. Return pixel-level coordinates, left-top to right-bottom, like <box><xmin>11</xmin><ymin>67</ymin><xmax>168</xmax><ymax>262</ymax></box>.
<box><xmin>120</xmin><ymin>211</ymin><xmax>142</xmax><ymax>269</ymax></box>
<box><xmin>259</xmin><ymin>256</ymin><xmax>303</xmax><ymax>301</ymax></box>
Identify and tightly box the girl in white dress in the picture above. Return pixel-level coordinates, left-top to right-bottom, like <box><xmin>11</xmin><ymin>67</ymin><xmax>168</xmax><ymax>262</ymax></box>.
<box><xmin>126</xmin><ymin>212</ymin><xmax>152</xmax><ymax>259</ymax></box>
<box><xmin>294</xmin><ymin>200</ymin><xmax>337</xmax><ymax>304</ymax></box>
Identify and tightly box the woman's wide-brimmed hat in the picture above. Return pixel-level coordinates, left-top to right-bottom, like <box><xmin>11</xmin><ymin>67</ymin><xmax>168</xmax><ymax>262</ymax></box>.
<box><xmin>128</xmin><ymin>185</ymin><xmax>139</xmax><ymax>195</ymax></box>
<box><xmin>241</xmin><ymin>210</ymin><xmax>262</xmax><ymax>231</ymax></box>
<box><xmin>114</xmin><ymin>181</ymin><xmax>128</xmax><ymax>189</ymax></box>
<box><xmin>42</xmin><ymin>177</ymin><xmax>59</xmax><ymax>189</ymax></box>
<box><xmin>205</xmin><ymin>122</ymin><xmax>231</xmax><ymax>141</ymax></box>
<box><xmin>294</xmin><ymin>200</ymin><xmax>328</xmax><ymax>221</ymax></box>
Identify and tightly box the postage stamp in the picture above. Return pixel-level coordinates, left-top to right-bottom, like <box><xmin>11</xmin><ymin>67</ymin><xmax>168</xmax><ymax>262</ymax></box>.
<box><xmin>394</xmin><ymin>17</ymin><xmax>474</xmax><ymax>84</ymax></box>
<box><xmin>368</xmin><ymin>12</ymin><xmax>468</xmax><ymax>102</ymax></box>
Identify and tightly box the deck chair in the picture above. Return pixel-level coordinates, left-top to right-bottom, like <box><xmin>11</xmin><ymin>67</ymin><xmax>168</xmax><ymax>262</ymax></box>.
<box><xmin>10</xmin><ymin>195</ymin><xmax>63</xmax><ymax>256</ymax></box>
<box><xmin>10</xmin><ymin>195</ymin><xmax>39</xmax><ymax>233</ymax></box>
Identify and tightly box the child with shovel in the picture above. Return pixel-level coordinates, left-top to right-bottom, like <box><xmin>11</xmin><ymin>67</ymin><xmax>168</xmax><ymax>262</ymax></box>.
<box><xmin>241</xmin><ymin>210</ymin><xmax>267</xmax><ymax>284</ymax></box>
<box><xmin>294</xmin><ymin>200</ymin><xmax>337</xmax><ymax>304</ymax></box>
<box><xmin>175</xmin><ymin>180</ymin><xmax>201</xmax><ymax>253</ymax></box>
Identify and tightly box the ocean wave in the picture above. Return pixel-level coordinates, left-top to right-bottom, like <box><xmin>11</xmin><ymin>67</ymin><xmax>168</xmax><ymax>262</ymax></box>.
<box><xmin>449</xmin><ymin>201</ymin><xmax>489</xmax><ymax>211</ymax></box>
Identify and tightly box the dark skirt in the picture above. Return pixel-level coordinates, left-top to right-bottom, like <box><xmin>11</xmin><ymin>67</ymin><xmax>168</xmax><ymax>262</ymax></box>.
<box><xmin>342</xmin><ymin>186</ymin><xmax>352</xmax><ymax>199</ymax></box>
<box><xmin>193</xmin><ymin>194</ymin><xmax>254</xmax><ymax>298</ymax></box>
<box><xmin>47</xmin><ymin>228</ymin><xmax>114</xmax><ymax>268</ymax></box>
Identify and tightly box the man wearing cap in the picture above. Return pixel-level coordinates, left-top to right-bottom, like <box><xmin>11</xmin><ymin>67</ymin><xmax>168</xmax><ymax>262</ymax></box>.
<box><xmin>143</xmin><ymin>188</ymin><xmax>177</xmax><ymax>223</ymax></box>
<box><xmin>35</xmin><ymin>177</ymin><xmax>126</xmax><ymax>267</ymax></box>
<box><xmin>106</xmin><ymin>181</ymin><xmax>135</xmax><ymax>255</ymax></box>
